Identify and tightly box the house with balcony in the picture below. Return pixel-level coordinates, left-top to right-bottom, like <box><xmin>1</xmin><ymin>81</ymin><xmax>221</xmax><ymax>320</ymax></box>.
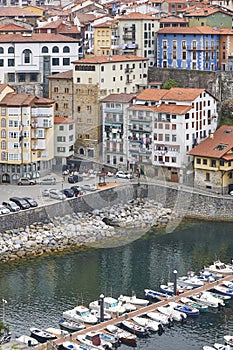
<box><xmin>93</xmin><ymin>19</ymin><xmax>120</xmax><ymax>56</ymax></box>
<box><xmin>0</xmin><ymin>84</ymin><xmax>54</xmax><ymax>183</ymax></box>
<box><xmin>157</xmin><ymin>26</ymin><xmax>222</xmax><ymax>71</ymax></box>
<box><xmin>54</xmin><ymin>116</ymin><xmax>75</xmax><ymax>167</ymax></box>
<box><xmin>130</xmin><ymin>87</ymin><xmax>218</xmax><ymax>181</ymax></box>
<box><xmin>188</xmin><ymin>126</ymin><xmax>233</xmax><ymax>194</ymax></box>
<box><xmin>184</xmin><ymin>7</ymin><xmax>233</xmax><ymax>29</ymax></box>
<box><xmin>117</xmin><ymin>12</ymin><xmax>160</xmax><ymax>66</ymax></box>
<box><xmin>101</xmin><ymin>93</ymin><xmax>136</xmax><ymax>169</ymax></box>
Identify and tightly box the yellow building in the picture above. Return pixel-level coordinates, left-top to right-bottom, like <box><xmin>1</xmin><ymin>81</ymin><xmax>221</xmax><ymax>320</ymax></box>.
<box><xmin>0</xmin><ymin>84</ymin><xmax>54</xmax><ymax>183</ymax></box>
<box><xmin>189</xmin><ymin>125</ymin><xmax>233</xmax><ymax>194</ymax></box>
<box><xmin>93</xmin><ymin>19</ymin><xmax>119</xmax><ymax>56</ymax></box>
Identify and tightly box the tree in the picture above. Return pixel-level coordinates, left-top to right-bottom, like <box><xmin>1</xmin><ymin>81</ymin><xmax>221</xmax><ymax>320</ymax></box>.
<box><xmin>0</xmin><ymin>320</ymin><xmax>9</xmax><ymax>335</ymax></box>
<box><xmin>162</xmin><ymin>78</ymin><xmax>182</xmax><ymax>89</ymax></box>
<box><xmin>219</xmin><ymin>99</ymin><xmax>233</xmax><ymax>125</ymax></box>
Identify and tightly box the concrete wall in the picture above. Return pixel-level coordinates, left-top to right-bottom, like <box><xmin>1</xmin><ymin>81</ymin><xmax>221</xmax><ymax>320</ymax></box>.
<box><xmin>1</xmin><ymin>183</ymin><xmax>233</xmax><ymax>232</ymax></box>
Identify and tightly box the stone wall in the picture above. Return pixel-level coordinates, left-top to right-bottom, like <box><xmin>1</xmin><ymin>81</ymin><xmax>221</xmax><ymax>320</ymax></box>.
<box><xmin>0</xmin><ymin>183</ymin><xmax>233</xmax><ymax>232</ymax></box>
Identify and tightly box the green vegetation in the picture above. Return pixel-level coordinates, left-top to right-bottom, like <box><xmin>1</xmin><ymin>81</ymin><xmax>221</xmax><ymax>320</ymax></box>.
<box><xmin>0</xmin><ymin>320</ymin><xmax>9</xmax><ymax>335</ymax></box>
<box><xmin>162</xmin><ymin>78</ymin><xmax>183</xmax><ymax>89</ymax></box>
<box><xmin>218</xmin><ymin>99</ymin><xmax>233</xmax><ymax>126</ymax></box>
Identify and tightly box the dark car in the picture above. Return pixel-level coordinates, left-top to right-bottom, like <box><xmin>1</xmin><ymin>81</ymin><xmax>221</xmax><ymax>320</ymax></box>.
<box><xmin>9</xmin><ymin>197</ymin><xmax>30</xmax><ymax>210</ymax></box>
<box><xmin>2</xmin><ymin>201</ymin><xmax>20</xmax><ymax>212</ymax></box>
<box><xmin>62</xmin><ymin>188</ymin><xmax>75</xmax><ymax>198</ymax></box>
<box><xmin>70</xmin><ymin>186</ymin><xmax>83</xmax><ymax>196</ymax></box>
<box><xmin>23</xmin><ymin>197</ymin><xmax>38</xmax><ymax>208</ymax></box>
<box><xmin>68</xmin><ymin>175</ymin><xmax>83</xmax><ymax>184</ymax></box>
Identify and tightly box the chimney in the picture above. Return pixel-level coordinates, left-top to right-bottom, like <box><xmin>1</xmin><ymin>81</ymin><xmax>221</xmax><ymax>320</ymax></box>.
<box><xmin>209</xmin><ymin>133</ymin><xmax>214</xmax><ymax>139</ymax></box>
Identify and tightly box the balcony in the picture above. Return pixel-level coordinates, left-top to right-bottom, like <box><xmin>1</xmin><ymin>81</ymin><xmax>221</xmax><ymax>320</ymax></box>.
<box><xmin>121</xmin><ymin>43</ymin><xmax>138</xmax><ymax>50</ymax></box>
<box><xmin>126</xmin><ymin>80</ymin><xmax>132</xmax><ymax>84</ymax></box>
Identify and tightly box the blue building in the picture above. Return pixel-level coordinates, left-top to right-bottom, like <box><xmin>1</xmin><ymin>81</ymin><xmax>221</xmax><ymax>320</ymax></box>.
<box><xmin>157</xmin><ymin>26</ymin><xmax>220</xmax><ymax>71</ymax></box>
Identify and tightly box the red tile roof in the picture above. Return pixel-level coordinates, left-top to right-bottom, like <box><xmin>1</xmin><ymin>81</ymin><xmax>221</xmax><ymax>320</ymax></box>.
<box><xmin>0</xmin><ymin>33</ymin><xmax>78</xmax><ymax>43</ymax></box>
<box><xmin>0</xmin><ymin>7</ymin><xmax>40</xmax><ymax>17</ymax></box>
<box><xmin>189</xmin><ymin>126</ymin><xmax>233</xmax><ymax>158</ymax></box>
<box><xmin>162</xmin><ymin>87</ymin><xmax>206</xmax><ymax>101</ymax></box>
<box><xmin>0</xmin><ymin>93</ymin><xmax>35</xmax><ymax>106</ymax></box>
<box><xmin>72</xmin><ymin>54</ymin><xmax>148</xmax><ymax>64</ymax></box>
<box><xmin>48</xmin><ymin>70</ymin><xmax>73</xmax><ymax>79</ymax></box>
<box><xmin>0</xmin><ymin>23</ymin><xmax>31</xmax><ymax>32</ymax></box>
<box><xmin>154</xmin><ymin>104</ymin><xmax>192</xmax><ymax>114</ymax></box>
<box><xmin>118</xmin><ymin>12</ymin><xmax>156</xmax><ymax>20</ymax></box>
<box><xmin>136</xmin><ymin>88</ymin><xmax>168</xmax><ymax>101</ymax></box>
<box><xmin>158</xmin><ymin>25</ymin><xmax>233</xmax><ymax>34</ymax></box>
<box><xmin>54</xmin><ymin>116</ymin><xmax>74</xmax><ymax>124</ymax></box>
<box><xmin>101</xmin><ymin>93</ymin><xmax>136</xmax><ymax>103</ymax></box>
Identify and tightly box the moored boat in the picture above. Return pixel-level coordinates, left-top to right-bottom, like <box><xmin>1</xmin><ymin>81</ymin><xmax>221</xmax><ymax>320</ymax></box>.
<box><xmin>105</xmin><ymin>324</ymin><xmax>137</xmax><ymax>346</ymax></box>
<box><xmin>168</xmin><ymin>301</ymin><xmax>199</xmax><ymax>316</ymax></box>
<box><xmin>180</xmin><ymin>297</ymin><xmax>208</xmax><ymax>313</ymax></box>
<box><xmin>63</xmin><ymin>306</ymin><xmax>98</xmax><ymax>325</ymax></box>
<box><xmin>146</xmin><ymin>311</ymin><xmax>172</xmax><ymax>325</ymax></box>
<box><xmin>131</xmin><ymin>316</ymin><xmax>164</xmax><ymax>332</ymax></box>
<box><xmin>62</xmin><ymin>340</ymin><xmax>93</xmax><ymax>350</ymax></box>
<box><xmin>118</xmin><ymin>294</ymin><xmax>149</xmax><ymax>306</ymax></box>
<box><xmin>204</xmin><ymin>260</ymin><xmax>233</xmax><ymax>275</ymax></box>
<box><xmin>144</xmin><ymin>289</ymin><xmax>171</xmax><ymax>301</ymax></box>
<box><xmin>59</xmin><ymin>319</ymin><xmax>86</xmax><ymax>332</ymax></box>
<box><xmin>157</xmin><ymin>304</ymin><xmax>187</xmax><ymax>322</ymax></box>
<box><xmin>121</xmin><ymin>320</ymin><xmax>149</xmax><ymax>337</ymax></box>
<box><xmin>214</xmin><ymin>342</ymin><xmax>231</xmax><ymax>350</ymax></box>
<box><xmin>191</xmin><ymin>291</ymin><xmax>224</xmax><ymax>308</ymax></box>
<box><xmin>212</xmin><ymin>285</ymin><xmax>233</xmax><ymax>298</ymax></box>
<box><xmin>77</xmin><ymin>331</ymin><xmax>112</xmax><ymax>350</ymax></box>
<box><xmin>89</xmin><ymin>297</ymin><xmax>126</xmax><ymax>316</ymax></box>
<box><xmin>30</xmin><ymin>327</ymin><xmax>57</xmax><ymax>343</ymax></box>
<box><xmin>224</xmin><ymin>335</ymin><xmax>233</xmax><ymax>346</ymax></box>
<box><xmin>203</xmin><ymin>346</ymin><xmax>216</xmax><ymax>350</ymax></box>
<box><xmin>16</xmin><ymin>335</ymin><xmax>39</xmax><ymax>346</ymax></box>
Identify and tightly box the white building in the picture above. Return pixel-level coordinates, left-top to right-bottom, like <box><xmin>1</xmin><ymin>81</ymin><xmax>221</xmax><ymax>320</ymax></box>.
<box><xmin>0</xmin><ymin>33</ymin><xmax>80</xmax><ymax>97</ymax></box>
<box><xmin>54</xmin><ymin>116</ymin><xmax>75</xmax><ymax>166</ymax></box>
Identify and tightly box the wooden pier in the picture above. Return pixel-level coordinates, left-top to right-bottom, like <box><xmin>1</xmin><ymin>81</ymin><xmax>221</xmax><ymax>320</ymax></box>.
<box><xmin>41</xmin><ymin>274</ymin><xmax>233</xmax><ymax>349</ymax></box>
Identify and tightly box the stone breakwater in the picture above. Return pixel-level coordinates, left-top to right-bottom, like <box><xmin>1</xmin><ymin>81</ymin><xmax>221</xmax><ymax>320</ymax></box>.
<box><xmin>0</xmin><ymin>199</ymin><xmax>173</xmax><ymax>263</ymax></box>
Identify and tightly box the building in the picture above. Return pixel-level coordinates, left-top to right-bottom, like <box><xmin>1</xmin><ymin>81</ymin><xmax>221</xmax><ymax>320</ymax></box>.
<box><xmin>54</xmin><ymin>116</ymin><xmax>75</xmax><ymax>167</ymax></box>
<box><xmin>93</xmin><ymin>19</ymin><xmax>120</xmax><ymax>56</ymax></box>
<box><xmin>184</xmin><ymin>7</ymin><xmax>233</xmax><ymax>29</ymax></box>
<box><xmin>0</xmin><ymin>33</ymin><xmax>79</xmax><ymax>97</ymax></box>
<box><xmin>188</xmin><ymin>125</ymin><xmax>233</xmax><ymax>194</ymax></box>
<box><xmin>71</xmin><ymin>54</ymin><xmax>148</xmax><ymax>160</ymax></box>
<box><xmin>0</xmin><ymin>84</ymin><xmax>54</xmax><ymax>183</ymax></box>
<box><xmin>101</xmin><ymin>93</ymin><xmax>136</xmax><ymax>169</ymax></box>
<box><xmin>117</xmin><ymin>12</ymin><xmax>160</xmax><ymax>67</ymax></box>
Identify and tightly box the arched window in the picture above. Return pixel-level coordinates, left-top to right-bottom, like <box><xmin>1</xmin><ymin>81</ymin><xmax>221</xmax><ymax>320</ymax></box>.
<box><xmin>52</xmin><ymin>46</ymin><xmax>59</xmax><ymax>53</ymax></box>
<box><xmin>1</xmin><ymin>152</ymin><xmax>6</xmax><ymax>161</ymax></box>
<box><xmin>79</xmin><ymin>148</ymin><xmax>84</xmax><ymax>155</ymax></box>
<box><xmin>63</xmin><ymin>46</ymin><xmax>70</xmax><ymax>53</ymax></box>
<box><xmin>0</xmin><ymin>47</ymin><xmax>4</xmax><ymax>54</ymax></box>
<box><xmin>23</xmin><ymin>49</ymin><xmax>32</xmax><ymax>64</ymax></box>
<box><xmin>8</xmin><ymin>47</ymin><xmax>14</xmax><ymax>54</ymax></box>
<box><xmin>42</xmin><ymin>46</ymin><xmax>48</xmax><ymax>53</ymax></box>
<box><xmin>1</xmin><ymin>129</ymin><xmax>6</xmax><ymax>138</ymax></box>
<box><xmin>1</xmin><ymin>118</ymin><xmax>6</xmax><ymax>127</ymax></box>
<box><xmin>55</xmin><ymin>103</ymin><xmax>59</xmax><ymax>111</ymax></box>
<box><xmin>1</xmin><ymin>141</ymin><xmax>6</xmax><ymax>150</ymax></box>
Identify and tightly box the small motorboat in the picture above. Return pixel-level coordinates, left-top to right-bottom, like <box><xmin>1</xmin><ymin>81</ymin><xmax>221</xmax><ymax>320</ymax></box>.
<box><xmin>59</xmin><ymin>319</ymin><xmax>86</xmax><ymax>332</ymax></box>
<box><xmin>30</xmin><ymin>327</ymin><xmax>57</xmax><ymax>343</ymax></box>
<box><xmin>180</xmin><ymin>297</ymin><xmax>208</xmax><ymax>313</ymax></box>
<box><xmin>212</xmin><ymin>285</ymin><xmax>233</xmax><ymax>298</ymax></box>
<box><xmin>224</xmin><ymin>335</ymin><xmax>233</xmax><ymax>346</ymax></box>
<box><xmin>214</xmin><ymin>342</ymin><xmax>231</xmax><ymax>350</ymax></box>
<box><xmin>63</xmin><ymin>305</ymin><xmax>98</xmax><ymax>325</ymax></box>
<box><xmin>16</xmin><ymin>335</ymin><xmax>39</xmax><ymax>346</ymax></box>
<box><xmin>118</xmin><ymin>293</ymin><xmax>149</xmax><ymax>306</ymax></box>
<box><xmin>77</xmin><ymin>331</ymin><xmax>113</xmax><ymax>349</ymax></box>
<box><xmin>147</xmin><ymin>311</ymin><xmax>172</xmax><ymax>325</ymax></box>
<box><xmin>157</xmin><ymin>304</ymin><xmax>187</xmax><ymax>322</ymax></box>
<box><xmin>191</xmin><ymin>291</ymin><xmax>224</xmax><ymax>308</ymax></box>
<box><xmin>144</xmin><ymin>289</ymin><xmax>171</xmax><ymax>301</ymax></box>
<box><xmin>98</xmin><ymin>331</ymin><xmax>120</xmax><ymax>347</ymax></box>
<box><xmin>204</xmin><ymin>260</ymin><xmax>233</xmax><ymax>275</ymax></box>
<box><xmin>105</xmin><ymin>324</ymin><xmax>137</xmax><ymax>346</ymax></box>
<box><xmin>131</xmin><ymin>316</ymin><xmax>164</xmax><ymax>332</ymax></box>
<box><xmin>62</xmin><ymin>341</ymin><xmax>92</xmax><ymax>350</ymax></box>
<box><xmin>222</xmin><ymin>281</ymin><xmax>233</xmax><ymax>289</ymax></box>
<box><xmin>203</xmin><ymin>346</ymin><xmax>216</xmax><ymax>350</ymax></box>
<box><xmin>177</xmin><ymin>275</ymin><xmax>204</xmax><ymax>288</ymax></box>
<box><xmin>90</xmin><ymin>309</ymin><xmax>112</xmax><ymax>321</ymax></box>
<box><xmin>209</xmin><ymin>291</ymin><xmax>231</xmax><ymax>303</ymax></box>
<box><xmin>121</xmin><ymin>320</ymin><xmax>149</xmax><ymax>337</ymax></box>
<box><xmin>89</xmin><ymin>297</ymin><xmax>126</xmax><ymax>316</ymax></box>
<box><xmin>160</xmin><ymin>283</ymin><xmax>186</xmax><ymax>295</ymax></box>
<box><xmin>45</xmin><ymin>327</ymin><xmax>69</xmax><ymax>338</ymax></box>
<box><xmin>168</xmin><ymin>301</ymin><xmax>199</xmax><ymax>316</ymax></box>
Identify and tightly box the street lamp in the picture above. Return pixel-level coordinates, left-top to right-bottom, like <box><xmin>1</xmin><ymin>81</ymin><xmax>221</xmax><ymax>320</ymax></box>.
<box><xmin>173</xmin><ymin>270</ymin><xmax>178</xmax><ymax>296</ymax></box>
<box><xmin>2</xmin><ymin>299</ymin><xmax>7</xmax><ymax>324</ymax></box>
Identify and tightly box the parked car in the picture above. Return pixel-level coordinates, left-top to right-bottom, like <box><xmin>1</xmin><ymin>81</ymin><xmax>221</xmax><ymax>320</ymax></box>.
<box><xmin>62</xmin><ymin>188</ymin><xmax>74</xmax><ymax>198</ymax></box>
<box><xmin>68</xmin><ymin>175</ymin><xmax>83</xmax><ymax>183</ymax></box>
<box><xmin>2</xmin><ymin>201</ymin><xmax>20</xmax><ymax>212</ymax></box>
<box><xmin>0</xmin><ymin>205</ymin><xmax>10</xmax><ymax>215</ymax></box>
<box><xmin>115</xmin><ymin>171</ymin><xmax>133</xmax><ymax>179</ymax></box>
<box><xmin>70</xmin><ymin>186</ymin><xmax>83</xmax><ymax>196</ymax></box>
<box><xmin>17</xmin><ymin>178</ymin><xmax>36</xmax><ymax>186</ymax></box>
<box><xmin>49</xmin><ymin>189</ymin><xmax>66</xmax><ymax>200</ymax></box>
<box><xmin>9</xmin><ymin>197</ymin><xmax>31</xmax><ymax>210</ymax></box>
<box><xmin>41</xmin><ymin>189</ymin><xmax>51</xmax><ymax>197</ymax></box>
<box><xmin>23</xmin><ymin>197</ymin><xmax>38</xmax><ymax>208</ymax></box>
<box><xmin>39</xmin><ymin>177</ymin><xmax>56</xmax><ymax>185</ymax></box>
<box><xmin>81</xmin><ymin>184</ymin><xmax>98</xmax><ymax>192</ymax></box>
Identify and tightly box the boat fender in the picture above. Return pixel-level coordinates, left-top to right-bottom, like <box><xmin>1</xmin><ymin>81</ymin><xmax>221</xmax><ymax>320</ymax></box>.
<box><xmin>158</xmin><ymin>324</ymin><xmax>164</xmax><ymax>335</ymax></box>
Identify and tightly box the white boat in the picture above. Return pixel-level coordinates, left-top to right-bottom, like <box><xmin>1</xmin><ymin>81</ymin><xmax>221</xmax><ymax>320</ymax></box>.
<box><xmin>119</xmin><ymin>301</ymin><xmax>137</xmax><ymax>312</ymax></box>
<box><xmin>213</xmin><ymin>285</ymin><xmax>233</xmax><ymax>298</ymax></box>
<box><xmin>191</xmin><ymin>291</ymin><xmax>224</xmax><ymax>308</ymax></box>
<box><xmin>168</xmin><ymin>301</ymin><xmax>199</xmax><ymax>316</ymax></box>
<box><xmin>77</xmin><ymin>331</ymin><xmax>112</xmax><ymax>350</ymax></box>
<box><xmin>180</xmin><ymin>297</ymin><xmax>209</xmax><ymax>312</ymax></box>
<box><xmin>30</xmin><ymin>327</ymin><xmax>57</xmax><ymax>343</ymax></box>
<box><xmin>105</xmin><ymin>324</ymin><xmax>137</xmax><ymax>346</ymax></box>
<box><xmin>203</xmin><ymin>346</ymin><xmax>216</xmax><ymax>350</ymax></box>
<box><xmin>177</xmin><ymin>275</ymin><xmax>204</xmax><ymax>288</ymax></box>
<box><xmin>214</xmin><ymin>342</ymin><xmax>231</xmax><ymax>350</ymax></box>
<box><xmin>59</xmin><ymin>319</ymin><xmax>86</xmax><ymax>332</ymax></box>
<box><xmin>90</xmin><ymin>309</ymin><xmax>112</xmax><ymax>321</ymax></box>
<box><xmin>63</xmin><ymin>305</ymin><xmax>98</xmax><ymax>324</ymax></box>
<box><xmin>16</xmin><ymin>335</ymin><xmax>39</xmax><ymax>346</ymax></box>
<box><xmin>200</xmin><ymin>291</ymin><xmax>225</xmax><ymax>306</ymax></box>
<box><xmin>146</xmin><ymin>311</ymin><xmax>172</xmax><ymax>325</ymax></box>
<box><xmin>157</xmin><ymin>304</ymin><xmax>187</xmax><ymax>322</ymax></box>
<box><xmin>45</xmin><ymin>327</ymin><xmax>69</xmax><ymax>338</ymax></box>
<box><xmin>62</xmin><ymin>341</ymin><xmax>94</xmax><ymax>350</ymax></box>
<box><xmin>131</xmin><ymin>316</ymin><xmax>163</xmax><ymax>332</ymax></box>
<box><xmin>222</xmin><ymin>281</ymin><xmax>233</xmax><ymax>289</ymax></box>
<box><xmin>89</xmin><ymin>297</ymin><xmax>126</xmax><ymax>316</ymax></box>
<box><xmin>121</xmin><ymin>320</ymin><xmax>149</xmax><ymax>337</ymax></box>
<box><xmin>204</xmin><ymin>260</ymin><xmax>233</xmax><ymax>275</ymax></box>
<box><xmin>118</xmin><ymin>294</ymin><xmax>149</xmax><ymax>306</ymax></box>
<box><xmin>224</xmin><ymin>335</ymin><xmax>233</xmax><ymax>346</ymax></box>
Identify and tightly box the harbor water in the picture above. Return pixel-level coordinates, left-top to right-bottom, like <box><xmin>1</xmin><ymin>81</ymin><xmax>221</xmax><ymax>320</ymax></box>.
<box><xmin>1</xmin><ymin>219</ymin><xmax>233</xmax><ymax>349</ymax></box>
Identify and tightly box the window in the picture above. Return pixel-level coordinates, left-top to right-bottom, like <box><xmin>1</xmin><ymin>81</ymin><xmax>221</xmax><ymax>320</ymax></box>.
<box><xmin>0</xmin><ymin>59</ymin><xmax>3</xmax><ymax>67</ymax></box>
<box><xmin>203</xmin><ymin>159</ymin><xmax>208</xmax><ymax>165</ymax></box>
<box><xmin>23</xmin><ymin>49</ymin><xmax>32</xmax><ymax>64</ymax></box>
<box><xmin>8</xmin><ymin>59</ymin><xmax>14</xmax><ymax>67</ymax></box>
<box><xmin>1</xmin><ymin>141</ymin><xmax>6</xmax><ymax>150</ymax></box>
<box><xmin>59</xmin><ymin>126</ymin><xmax>64</xmax><ymax>131</ymax></box>
<box><xmin>112</xmin><ymin>65</ymin><xmax>116</xmax><ymax>70</ymax></box>
<box><xmin>8</xmin><ymin>47</ymin><xmax>14</xmax><ymax>54</ymax></box>
<box><xmin>77</xmin><ymin>106</ymin><xmax>81</xmax><ymax>113</ymax></box>
<box><xmin>63</xmin><ymin>46</ymin><xmax>70</xmax><ymax>53</ymax></box>
<box><xmin>205</xmin><ymin>172</ymin><xmax>210</xmax><ymax>181</ymax></box>
<box><xmin>88</xmin><ymin>89</ymin><xmax>92</xmax><ymax>95</ymax></box>
<box><xmin>54</xmin><ymin>87</ymin><xmax>58</xmax><ymax>93</ymax></box>
<box><xmin>172</xmin><ymin>135</ymin><xmax>177</xmax><ymax>142</ymax></box>
<box><xmin>1</xmin><ymin>152</ymin><xmax>7</xmax><ymax>161</ymax></box>
<box><xmin>52</xmin><ymin>58</ymin><xmax>59</xmax><ymax>66</ymax></box>
<box><xmin>0</xmin><ymin>47</ymin><xmax>3</xmax><ymax>54</ymax></box>
<box><xmin>88</xmin><ymin>78</ymin><xmax>92</xmax><ymax>83</ymax></box>
<box><xmin>8</xmin><ymin>73</ymin><xmax>15</xmax><ymax>82</ymax></box>
<box><xmin>64</xmin><ymin>88</ymin><xmax>69</xmax><ymax>93</ymax></box>
<box><xmin>52</xmin><ymin>46</ymin><xmax>59</xmax><ymax>53</ymax></box>
<box><xmin>196</xmin><ymin>158</ymin><xmax>201</xmax><ymax>164</ymax></box>
<box><xmin>63</xmin><ymin>58</ymin><xmax>70</xmax><ymax>66</ymax></box>
<box><xmin>211</xmin><ymin>159</ymin><xmax>216</xmax><ymax>167</ymax></box>
<box><xmin>1</xmin><ymin>118</ymin><xmax>6</xmax><ymax>126</ymax></box>
<box><xmin>69</xmin><ymin>124</ymin><xmax>73</xmax><ymax>130</ymax></box>
<box><xmin>57</xmin><ymin>147</ymin><xmax>65</xmax><ymax>152</ymax></box>
<box><xmin>1</xmin><ymin>130</ymin><xmax>6</xmax><ymax>138</ymax></box>
<box><xmin>87</xmin><ymin>105</ymin><xmax>92</xmax><ymax>112</ymax></box>
<box><xmin>64</xmin><ymin>103</ymin><xmax>68</xmax><ymax>109</ymax></box>
<box><xmin>19</xmin><ymin>73</ymin><xmax>26</xmax><ymax>82</ymax></box>
<box><xmin>30</xmin><ymin>73</ymin><xmax>37</xmax><ymax>82</ymax></box>
<box><xmin>42</xmin><ymin>46</ymin><xmax>48</xmax><ymax>53</ymax></box>
<box><xmin>77</xmin><ymin>78</ymin><xmax>80</xmax><ymax>83</ymax></box>
<box><xmin>57</xmin><ymin>136</ymin><xmax>66</xmax><ymax>142</ymax></box>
